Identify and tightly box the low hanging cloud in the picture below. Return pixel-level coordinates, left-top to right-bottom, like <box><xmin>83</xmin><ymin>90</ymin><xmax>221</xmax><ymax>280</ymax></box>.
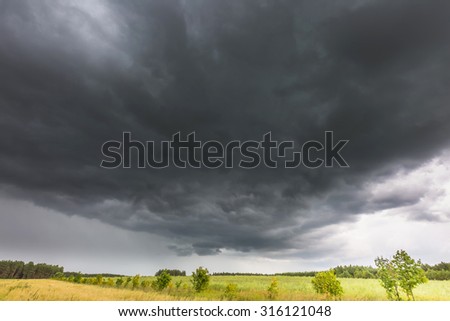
<box><xmin>1</xmin><ymin>0</ymin><xmax>450</xmax><ymax>257</ymax></box>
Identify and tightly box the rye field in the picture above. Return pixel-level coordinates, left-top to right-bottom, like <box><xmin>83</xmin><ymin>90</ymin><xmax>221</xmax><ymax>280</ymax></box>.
<box><xmin>1</xmin><ymin>276</ymin><xmax>450</xmax><ymax>301</ymax></box>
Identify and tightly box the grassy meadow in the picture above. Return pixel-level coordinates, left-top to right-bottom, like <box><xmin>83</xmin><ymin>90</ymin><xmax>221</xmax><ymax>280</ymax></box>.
<box><xmin>1</xmin><ymin>276</ymin><xmax>450</xmax><ymax>301</ymax></box>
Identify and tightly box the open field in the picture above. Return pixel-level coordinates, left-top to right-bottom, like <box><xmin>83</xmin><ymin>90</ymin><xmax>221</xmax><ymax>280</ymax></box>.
<box><xmin>1</xmin><ymin>276</ymin><xmax>450</xmax><ymax>301</ymax></box>
<box><xmin>0</xmin><ymin>279</ymin><xmax>174</xmax><ymax>301</ymax></box>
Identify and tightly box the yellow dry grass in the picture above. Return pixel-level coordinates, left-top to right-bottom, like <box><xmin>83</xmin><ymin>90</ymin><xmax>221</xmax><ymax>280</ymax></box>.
<box><xmin>0</xmin><ymin>279</ymin><xmax>174</xmax><ymax>301</ymax></box>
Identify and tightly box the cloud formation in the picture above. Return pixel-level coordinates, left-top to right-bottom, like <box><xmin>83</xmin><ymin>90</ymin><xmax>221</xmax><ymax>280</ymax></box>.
<box><xmin>1</xmin><ymin>0</ymin><xmax>450</xmax><ymax>258</ymax></box>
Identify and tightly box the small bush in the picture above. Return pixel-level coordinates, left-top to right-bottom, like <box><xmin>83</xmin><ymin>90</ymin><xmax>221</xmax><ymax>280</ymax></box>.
<box><xmin>267</xmin><ymin>278</ymin><xmax>279</xmax><ymax>300</ymax></box>
<box><xmin>191</xmin><ymin>267</ymin><xmax>210</xmax><ymax>292</ymax></box>
<box><xmin>141</xmin><ymin>280</ymin><xmax>151</xmax><ymax>290</ymax></box>
<box><xmin>73</xmin><ymin>273</ymin><xmax>82</xmax><ymax>284</ymax></box>
<box><xmin>151</xmin><ymin>270</ymin><xmax>172</xmax><ymax>291</ymax></box>
<box><xmin>132</xmin><ymin>275</ymin><xmax>140</xmax><ymax>290</ymax></box>
<box><xmin>124</xmin><ymin>277</ymin><xmax>132</xmax><ymax>288</ymax></box>
<box><xmin>311</xmin><ymin>270</ymin><xmax>343</xmax><ymax>300</ymax></box>
<box><xmin>222</xmin><ymin>283</ymin><xmax>239</xmax><ymax>300</ymax></box>
<box><xmin>93</xmin><ymin>275</ymin><xmax>103</xmax><ymax>285</ymax></box>
<box><xmin>175</xmin><ymin>280</ymin><xmax>183</xmax><ymax>289</ymax></box>
<box><xmin>115</xmin><ymin>278</ymin><xmax>124</xmax><ymax>287</ymax></box>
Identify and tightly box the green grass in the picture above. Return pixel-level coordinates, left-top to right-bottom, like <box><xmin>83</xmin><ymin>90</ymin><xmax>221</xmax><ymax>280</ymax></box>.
<box><xmin>105</xmin><ymin>275</ymin><xmax>450</xmax><ymax>301</ymax></box>
<box><xmin>1</xmin><ymin>276</ymin><xmax>450</xmax><ymax>301</ymax></box>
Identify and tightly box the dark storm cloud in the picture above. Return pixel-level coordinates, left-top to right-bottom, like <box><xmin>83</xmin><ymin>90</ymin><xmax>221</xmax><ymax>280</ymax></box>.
<box><xmin>1</xmin><ymin>0</ymin><xmax>450</xmax><ymax>256</ymax></box>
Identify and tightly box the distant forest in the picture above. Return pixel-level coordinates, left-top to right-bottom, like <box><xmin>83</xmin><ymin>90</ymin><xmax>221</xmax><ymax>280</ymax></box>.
<box><xmin>0</xmin><ymin>260</ymin><xmax>63</xmax><ymax>279</ymax></box>
<box><xmin>214</xmin><ymin>263</ymin><xmax>450</xmax><ymax>281</ymax></box>
<box><xmin>63</xmin><ymin>272</ymin><xmax>125</xmax><ymax>278</ymax></box>
<box><xmin>1</xmin><ymin>260</ymin><xmax>450</xmax><ymax>280</ymax></box>
<box><xmin>155</xmin><ymin>269</ymin><xmax>186</xmax><ymax>276</ymax></box>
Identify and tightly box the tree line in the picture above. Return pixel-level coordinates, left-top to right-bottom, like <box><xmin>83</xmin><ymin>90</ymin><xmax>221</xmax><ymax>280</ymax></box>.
<box><xmin>155</xmin><ymin>269</ymin><xmax>186</xmax><ymax>276</ymax></box>
<box><xmin>213</xmin><ymin>272</ymin><xmax>273</xmax><ymax>276</ymax></box>
<box><xmin>0</xmin><ymin>260</ymin><xmax>63</xmax><ymax>279</ymax></box>
<box><xmin>335</xmin><ymin>263</ymin><xmax>450</xmax><ymax>281</ymax></box>
<box><xmin>2</xmin><ymin>259</ymin><xmax>449</xmax><ymax>281</ymax></box>
<box><xmin>422</xmin><ymin>262</ymin><xmax>450</xmax><ymax>280</ymax></box>
<box><xmin>333</xmin><ymin>262</ymin><xmax>450</xmax><ymax>281</ymax></box>
<box><xmin>63</xmin><ymin>272</ymin><xmax>125</xmax><ymax>278</ymax></box>
<box><xmin>275</xmin><ymin>263</ymin><xmax>450</xmax><ymax>280</ymax></box>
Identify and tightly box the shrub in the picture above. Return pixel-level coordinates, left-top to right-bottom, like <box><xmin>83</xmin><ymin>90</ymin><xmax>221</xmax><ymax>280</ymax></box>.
<box><xmin>115</xmin><ymin>278</ymin><xmax>124</xmax><ymax>287</ymax></box>
<box><xmin>223</xmin><ymin>283</ymin><xmax>239</xmax><ymax>300</ymax></box>
<box><xmin>141</xmin><ymin>280</ymin><xmax>151</xmax><ymax>290</ymax></box>
<box><xmin>191</xmin><ymin>267</ymin><xmax>210</xmax><ymax>292</ymax></box>
<box><xmin>267</xmin><ymin>278</ymin><xmax>279</xmax><ymax>300</ymax></box>
<box><xmin>152</xmin><ymin>270</ymin><xmax>172</xmax><ymax>291</ymax></box>
<box><xmin>73</xmin><ymin>273</ymin><xmax>82</xmax><ymax>284</ymax></box>
<box><xmin>311</xmin><ymin>270</ymin><xmax>343</xmax><ymax>300</ymax></box>
<box><xmin>175</xmin><ymin>280</ymin><xmax>183</xmax><ymax>289</ymax></box>
<box><xmin>93</xmin><ymin>275</ymin><xmax>103</xmax><ymax>285</ymax></box>
<box><xmin>132</xmin><ymin>275</ymin><xmax>140</xmax><ymax>290</ymax></box>
<box><xmin>124</xmin><ymin>277</ymin><xmax>132</xmax><ymax>288</ymax></box>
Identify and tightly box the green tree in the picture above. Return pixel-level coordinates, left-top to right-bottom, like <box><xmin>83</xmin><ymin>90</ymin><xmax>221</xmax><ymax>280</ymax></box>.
<box><xmin>341</xmin><ymin>271</ymin><xmax>352</xmax><ymax>278</ymax></box>
<box><xmin>0</xmin><ymin>260</ymin><xmax>63</xmax><ymax>279</ymax></box>
<box><xmin>374</xmin><ymin>257</ymin><xmax>401</xmax><ymax>300</ymax></box>
<box><xmin>191</xmin><ymin>267</ymin><xmax>210</xmax><ymax>292</ymax></box>
<box><xmin>375</xmin><ymin>250</ymin><xmax>428</xmax><ymax>301</ymax></box>
<box><xmin>311</xmin><ymin>270</ymin><xmax>343</xmax><ymax>300</ymax></box>
<box><xmin>393</xmin><ymin>250</ymin><xmax>428</xmax><ymax>300</ymax></box>
<box><xmin>155</xmin><ymin>269</ymin><xmax>186</xmax><ymax>276</ymax></box>
<box><xmin>152</xmin><ymin>270</ymin><xmax>172</xmax><ymax>291</ymax></box>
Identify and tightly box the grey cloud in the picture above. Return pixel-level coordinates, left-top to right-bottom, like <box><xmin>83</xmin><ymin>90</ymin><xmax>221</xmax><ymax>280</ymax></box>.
<box><xmin>325</xmin><ymin>0</ymin><xmax>450</xmax><ymax>68</ymax></box>
<box><xmin>1</xmin><ymin>0</ymin><xmax>450</xmax><ymax>257</ymax></box>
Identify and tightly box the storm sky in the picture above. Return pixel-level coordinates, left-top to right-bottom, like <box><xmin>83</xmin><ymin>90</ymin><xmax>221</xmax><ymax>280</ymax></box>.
<box><xmin>1</xmin><ymin>0</ymin><xmax>450</xmax><ymax>275</ymax></box>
